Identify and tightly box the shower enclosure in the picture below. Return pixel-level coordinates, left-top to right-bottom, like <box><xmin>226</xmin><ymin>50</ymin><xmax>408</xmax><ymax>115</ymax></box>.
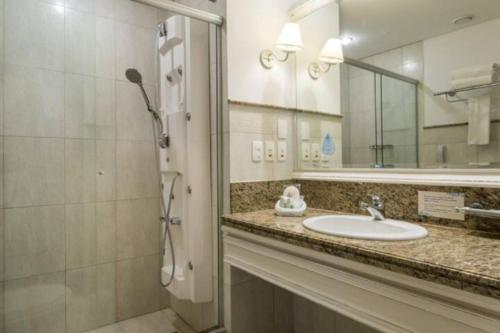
<box><xmin>341</xmin><ymin>59</ymin><xmax>418</xmax><ymax>168</ymax></box>
<box><xmin>0</xmin><ymin>0</ymin><xmax>223</xmax><ymax>332</ymax></box>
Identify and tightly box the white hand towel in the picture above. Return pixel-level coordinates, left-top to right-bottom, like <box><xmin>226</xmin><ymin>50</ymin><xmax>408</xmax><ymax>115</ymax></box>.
<box><xmin>468</xmin><ymin>94</ymin><xmax>491</xmax><ymax>145</ymax></box>
<box><xmin>452</xmin><ymin>63</ymin><xmax>500</xmax><ymax>81</ymax></box>
<box><xmin>451</xmin><ymin>75</ymin><xmax>499</xmax><ymax>90</ymax></box>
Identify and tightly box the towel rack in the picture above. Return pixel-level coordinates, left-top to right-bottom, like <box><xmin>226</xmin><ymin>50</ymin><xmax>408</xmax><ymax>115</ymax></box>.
<box><xmin>434</xmin><ymin>82</ymin><xmax>500</xmax><ymax>103</ymax></box>
<box><xmin>455</xmin><ymin>203</ymin><xmax>500</xmax><ymax>219</ymax></box>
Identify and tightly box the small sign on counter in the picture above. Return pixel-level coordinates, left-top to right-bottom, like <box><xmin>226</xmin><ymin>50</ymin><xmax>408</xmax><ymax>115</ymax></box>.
<box><xmin>418</xmin><ymin>191</ymin><xmax>465</xmax><ymax>220</ymax></box>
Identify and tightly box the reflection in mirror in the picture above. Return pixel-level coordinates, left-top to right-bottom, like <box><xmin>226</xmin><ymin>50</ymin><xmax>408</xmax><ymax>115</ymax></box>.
<box><xmin>295</xmin><ymin>0</ymin><xmax>500</xmax><ymax>170</ymax></box>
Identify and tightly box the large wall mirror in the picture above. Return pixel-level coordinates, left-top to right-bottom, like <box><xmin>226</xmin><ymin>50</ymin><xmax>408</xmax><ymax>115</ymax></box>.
<box><xmin>294</xmin><ymin>0</ymin><xmax>500</xmax><ymax>171</ymax></box>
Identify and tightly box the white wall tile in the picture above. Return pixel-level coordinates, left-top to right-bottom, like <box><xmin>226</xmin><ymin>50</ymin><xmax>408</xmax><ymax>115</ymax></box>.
<box><xmin>5</xmin><ymin>272</ymin><xmax>66</xmax><ymax>333</ymax></box>
<box><xmin>5</xmin><ymin>0</ymin><xmax>64</xmax><ymax>70</ymax></box>
<box><xmin>96</xmin><ymin>78</ymin><xmax>116</xmax><ymax>140</ymax></box>
<box><xmin>65</xmin><ymin>8</ymin><xmax>97</xmax><ymax>75</ymax></box>
<box><xmin>96</xmin><ymin>140</ymin><xmax>116</xmax><ymax>201</ymax></box>
<box><xmin>65</xmin><ymin>139</ymin><xmax>97</xmax><ymax>204</ymax></box>
<box><xmin>116</xmin><ymin>140</ymin><xmax>159</xmax><ymax>199</ymax></box>
<box><xmin>116</xmin><ymin>198</ymin><xmax>160</xmax><ymax>260</ymax></box>
<box><xmin>96</xmin><ymin>17</ymin><xmax>116</xmax><ymax>79</ymax></box>
<box><xmin>116</xmin><ymin>80</ymin><xmax>156</xmax><ymax>141</ymax></box>
<box><xmin>4</xmin><ymin>137</ymin><xmax>65</xmax><ymax>207</ymax></box>
<box><xmin>66</xmin><ymin>203</ymin><xmax>97</xmax><ymax>269</ymax></box>
<box><xmin>4</xmin><ymin>64</ymin><xmax>64</xmax><ymax>137</ymax></box>
<box><xmin>4</xmin><ymin>206</ymin><xmax>65</xmax><ymax>279</ymax></box>
<box><xmin>115</xmin><ymin>22</ymin><xmax>156</xmax><ymax>85</ymax></box>
<box><xmin>113</xmin><ymin>0</ymin><xmax>159</xmax><ymax>30</ymax></box>
<box><xmin>65</xmin><ymin>73</ymin><xmax>97</xmax><ymax>139</ymax></box>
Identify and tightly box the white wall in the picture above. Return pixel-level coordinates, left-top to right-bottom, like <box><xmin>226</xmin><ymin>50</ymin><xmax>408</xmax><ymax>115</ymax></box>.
<box><xmin>227</xmin><ymin>0</ymin><xmax>297</xmax><ymax>108</ymax></box>
<box><xmin>296</xmin><ymin>2</ymin><xmax>341</xmax><ymax>114</ymax></box>
<box><xmin>423</xmin><ymin>17</ymin><xmax>500</xmax><ymax>127</ymax></box>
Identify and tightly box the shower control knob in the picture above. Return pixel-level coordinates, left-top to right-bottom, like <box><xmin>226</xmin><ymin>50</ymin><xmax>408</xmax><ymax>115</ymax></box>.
<box><xmin>187</xmin><ymin>186</ymin><xmax>192</xmax><ymax>194</ymax></box>
<box><xmin>188</xmin><ymin>261</ymin><xmax>193</xmax><ymax>270</ymax></box>
<box><xmin>97</xmin><ymin>170</ymin><xmax>105</xmax><ymax>175</ymax></box>
<box><xmin>186</xmin><ymin>113</ymin><xmax>192</xmax><ymax>121</ymax></box>
<box><xmin>177</xmin><ymin>67</ymin><xmax>183</xmax><ymax>76</ymax></box>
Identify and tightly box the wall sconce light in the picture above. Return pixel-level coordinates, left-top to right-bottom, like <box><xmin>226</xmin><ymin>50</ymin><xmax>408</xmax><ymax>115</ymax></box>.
<box><xmin>260</xmin><ymin>23</ymin><xmax>303</xmax><ymax>69</ymax></box>
<box><xmin>308</xmin><ymin>38</ymin><xmax>344</xmax><ymax>80</ymax></box>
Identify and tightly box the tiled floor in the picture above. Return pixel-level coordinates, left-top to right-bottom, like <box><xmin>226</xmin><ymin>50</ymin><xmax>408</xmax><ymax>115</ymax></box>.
<box><xmin>85</xmin><ymin>309</ymin><xmax>196</xmax><ymax>333</ymax></box>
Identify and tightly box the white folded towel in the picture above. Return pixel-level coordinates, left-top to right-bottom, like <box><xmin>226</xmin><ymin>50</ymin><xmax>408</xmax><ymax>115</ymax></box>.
<box><xmin>452</xmin><ymin>63</ymin><xmax>500</xmax><ymax>81</ymax></box>
<box><xmin>467</xmin><ymin>94</ymin><xmax>491</xmax><ymax>145</ymax></box>
<box><xmin>451</xmin><ymin>75</ymin><xmax>500</xmax><ymax>90</ymax></box>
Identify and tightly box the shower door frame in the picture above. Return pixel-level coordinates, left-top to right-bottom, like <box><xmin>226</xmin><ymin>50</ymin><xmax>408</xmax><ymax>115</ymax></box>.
<box><xmin>133</xmin><ymin>1</ymin><xmax>227</xmax><ymax>331</ymax></box>
<box><xmin>344</xmin><ymin>58</ymin><xmax>420</xmax><ymax>169</ymax></box>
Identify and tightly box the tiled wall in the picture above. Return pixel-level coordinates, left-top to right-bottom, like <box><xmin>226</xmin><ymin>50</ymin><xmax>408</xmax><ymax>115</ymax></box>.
<box><xmin>229</xmin><ymin>102</ymin><xmax>295</xmax><ymax>182</ymax></box>
<box><xmin>0</xmin><ymin>0</ymin><xmax>171</xmax><ymax>331</ymax></box>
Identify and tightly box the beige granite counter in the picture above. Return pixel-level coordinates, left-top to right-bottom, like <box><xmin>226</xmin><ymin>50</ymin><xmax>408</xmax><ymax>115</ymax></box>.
<box><xmin>223</xmin><ymin>209</ymin><xmax>500</xmax><ymax>300</ymax></box>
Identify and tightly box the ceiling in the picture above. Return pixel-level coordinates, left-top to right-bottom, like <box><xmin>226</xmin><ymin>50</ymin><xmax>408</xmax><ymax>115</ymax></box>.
<box><xmin>339</xmin><ymin>0</ymin><xmax>500</xmax><ymax>59</ymax></box>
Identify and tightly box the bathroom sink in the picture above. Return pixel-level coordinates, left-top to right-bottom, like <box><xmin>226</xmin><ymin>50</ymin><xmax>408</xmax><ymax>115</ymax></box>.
<box><xmin>303</xmin><ymin>215</ymin><xmax>428</xmax><ymax>241</ymax></box>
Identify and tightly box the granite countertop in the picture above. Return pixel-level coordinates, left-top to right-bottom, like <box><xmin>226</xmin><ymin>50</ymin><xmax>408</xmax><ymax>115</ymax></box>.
<box><xmin>222</xmin><ymin>209</ymin><xmax>500</xmax><ymax>300</ymax></box>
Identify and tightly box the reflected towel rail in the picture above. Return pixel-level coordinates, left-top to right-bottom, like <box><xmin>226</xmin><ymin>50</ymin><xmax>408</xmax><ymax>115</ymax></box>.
<box><xmin>434</xmin><ymin>82</ymin><xmax>500</xmax><ymax>103</ymax></box>
<box><xmin>455</xmin><ymin>203</ymin><xmax>500</xmax><ymax>219</ymax></box>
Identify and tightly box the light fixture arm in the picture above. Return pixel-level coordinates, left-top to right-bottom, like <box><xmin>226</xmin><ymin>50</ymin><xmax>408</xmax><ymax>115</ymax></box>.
<box><xmin>308</xmin><ymin>62</ymin><xmax>333</xmax><ymax>80</ymax></box>
<box><xmin>260</xmin><ymin>49</ymin><xmax>291</xmax><ymax>69</ymax></box>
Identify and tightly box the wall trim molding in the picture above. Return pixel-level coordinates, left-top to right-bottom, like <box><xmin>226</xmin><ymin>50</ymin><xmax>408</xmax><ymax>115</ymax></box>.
<box><xmin>229</xmin><ymin>99</ymin><xmax>343</xmax><ymax>119</ymax></box>
<box><xmin>292</xmin><ymin>170</ymin><xmax>500</xmax><ymax>188</ymax></box>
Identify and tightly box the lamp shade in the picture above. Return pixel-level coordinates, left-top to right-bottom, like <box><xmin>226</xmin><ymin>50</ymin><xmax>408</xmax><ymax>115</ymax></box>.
<box><xmin>318</xmin><ymin>38</ymin><xmax>344</xmax><ymax>64</ymax></box>
<box><xmin>276</xmin><ymin>23</ymin><xmax>303</xmax><ymax>52</ymax></box>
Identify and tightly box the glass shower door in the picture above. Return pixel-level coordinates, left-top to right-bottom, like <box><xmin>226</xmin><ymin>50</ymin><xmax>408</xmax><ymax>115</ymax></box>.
<box><xmin>378</xmin><ymin>75</ymin><xmax>418</xmax><ymax>168</ymax></box>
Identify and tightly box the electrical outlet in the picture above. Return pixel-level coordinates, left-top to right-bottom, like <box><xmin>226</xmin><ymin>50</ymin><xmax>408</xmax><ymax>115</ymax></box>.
<box><xmin>277</xmin><ymin>141</ymin><xmax>287</xmax><ymax>161</ymax></box>
<box><xmin>265</xmin><ymin>141</ymin><xmax>275</xmax><ymax>161</ymax></box>
<box><xmin>311</xmin><ymin>143</ymin><xmax>320</xmax><ymax>161</ymax></box>
<box><xmin>302</xmin><ymin>143</ymin><xmax>311</xmax><ymax>161</ymax></box>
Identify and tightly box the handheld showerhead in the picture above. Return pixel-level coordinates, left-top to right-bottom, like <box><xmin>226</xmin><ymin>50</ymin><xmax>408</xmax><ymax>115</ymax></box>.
<box><xmin>125</xmin><ymin>68</ymin><xmax>143</xmax><ymax>84</ymax></box>
<box><xmin>125</xmin><ymin>68</ymin><xmax>168</xmax><ymax>148</ymax></box>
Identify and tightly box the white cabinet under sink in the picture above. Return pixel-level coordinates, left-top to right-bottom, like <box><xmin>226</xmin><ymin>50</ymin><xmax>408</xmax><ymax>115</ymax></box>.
<box><xmin>222</xmin><ymin>226</ymin><xmax>500</xmax><ymax>333</ymax></box>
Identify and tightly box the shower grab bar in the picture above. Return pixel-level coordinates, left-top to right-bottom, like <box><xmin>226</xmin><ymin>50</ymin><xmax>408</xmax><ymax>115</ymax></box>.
<box><xmin>455</xmin><ymin>203</ymin><xmax>500</xmax><ymax>219</ymax></box>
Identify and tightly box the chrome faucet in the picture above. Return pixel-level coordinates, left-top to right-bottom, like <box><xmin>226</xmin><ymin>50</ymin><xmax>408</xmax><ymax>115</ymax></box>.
<box><xmin>360</xmin><ymin>195</ymin><xmax>385</xmax><ymax>221</ymax></box>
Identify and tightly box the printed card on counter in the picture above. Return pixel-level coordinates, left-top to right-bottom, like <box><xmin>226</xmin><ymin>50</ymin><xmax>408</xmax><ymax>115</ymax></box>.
<box><xmin>418</xmin><ymin>191</ymin><xmax>465</xmax><ymax>220</ymax></box>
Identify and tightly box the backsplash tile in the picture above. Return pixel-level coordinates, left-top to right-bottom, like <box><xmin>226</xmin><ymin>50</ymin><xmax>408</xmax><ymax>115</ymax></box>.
<box><xmin>230</xmin><ymin>180</ymin><xmax>500</xmax><ymax>233</ymax></box>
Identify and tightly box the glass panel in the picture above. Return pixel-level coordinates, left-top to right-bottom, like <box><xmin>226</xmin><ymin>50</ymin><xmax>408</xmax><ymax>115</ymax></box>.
<box><xmin>380</xmin><ymin>75</ymin><xmax>418</xmax><ymax>168</ymax></box>
<box><xmin>341</xmin><ymin>64</ymin><xmax>378</xmax><ymax>168</ymax></box>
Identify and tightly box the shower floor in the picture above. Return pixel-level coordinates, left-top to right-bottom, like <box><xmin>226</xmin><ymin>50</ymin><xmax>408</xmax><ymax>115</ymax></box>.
<box><xmin>85</xmin><ymin>309</ymin><xmax>195</xmax><ymax>333</ymax></box>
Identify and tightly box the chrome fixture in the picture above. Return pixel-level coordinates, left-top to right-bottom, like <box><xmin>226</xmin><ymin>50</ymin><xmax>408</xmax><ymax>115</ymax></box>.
<box><xmin>308</xmin><ymin>38</ymin><xmax>344</xmax><ymax>80</ymax></box>
<box><xmin>453</xmin><ymin>15</ymin><xmax>474</xmax><ymax>25</ymax></box>
<box><xmin>360</xmin><ymin>195</ymin><xmax>385</xmax><ymax>221</ymax></box>
<box><xmin>456</xmin><ymin>203</ymin><xmax>500</xmax><ymax>219</ymax></box>
<box><xmin>260</xmin><ymin>23</ymin><xmax>303</xmax><ymax>69</ymax></box>
<box><xmin>125</xmin><ymin>68</ymin><xmax>169</xmax><ymax>148</ymax></box>
<box><xmin>434</xmin><ymin>82</ymin><xmax>500</xmax><ymax>103</ymax></box>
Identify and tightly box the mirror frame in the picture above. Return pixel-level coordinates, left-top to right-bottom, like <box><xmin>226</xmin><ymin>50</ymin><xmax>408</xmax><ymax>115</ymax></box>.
<box><xmin>291</xmin><ymin>1</ymin><xmax>500</xmax><ymax>187</ymax></box>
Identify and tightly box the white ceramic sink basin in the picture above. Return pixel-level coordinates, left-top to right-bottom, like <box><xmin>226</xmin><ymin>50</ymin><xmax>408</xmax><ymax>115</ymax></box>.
<box><xmin>303</xmin><ymin>215</ymin><xmax>428</xmax><ymax>241</ymax></box>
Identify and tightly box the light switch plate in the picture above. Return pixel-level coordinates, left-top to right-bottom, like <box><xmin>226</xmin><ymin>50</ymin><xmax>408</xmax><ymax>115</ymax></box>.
<box><xmin>302</xmin><ymin>143</ymin><xmax>311</xmax><ymax>161</ymax></box>
<box><xmin>301</xmin><ymin>122</ymin><xmax>310</xmax><ymax>141</ymax></box>
<box><xmin>265</xmin><ymin>141</ymin><xmax>275</xmax><ymax>161</ymax></box>
<box><xmin>277</xmin><ymin>119</ymin><xmax>288</xmax><ymax>139</ymax></box>
<box><xmin>277</xmin><ymin>141</ymin><xmax>287</xmax><ymax>161</ymax></box>
<box><xmin>311</xmin><ymin>143</ymin><xmax>320</xmax><ymax>161</ymax></box>
<box><xmin>252</xmin><ymin>141</ymin><xmax>263</xmax><ymax>162</ymax></box>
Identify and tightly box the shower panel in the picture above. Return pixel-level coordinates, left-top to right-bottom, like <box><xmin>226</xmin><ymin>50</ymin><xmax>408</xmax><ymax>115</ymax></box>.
<box><xmin>158</xmin><ymin>15</ymin><xmax>213</xmax><ymax>303</ymax></box>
